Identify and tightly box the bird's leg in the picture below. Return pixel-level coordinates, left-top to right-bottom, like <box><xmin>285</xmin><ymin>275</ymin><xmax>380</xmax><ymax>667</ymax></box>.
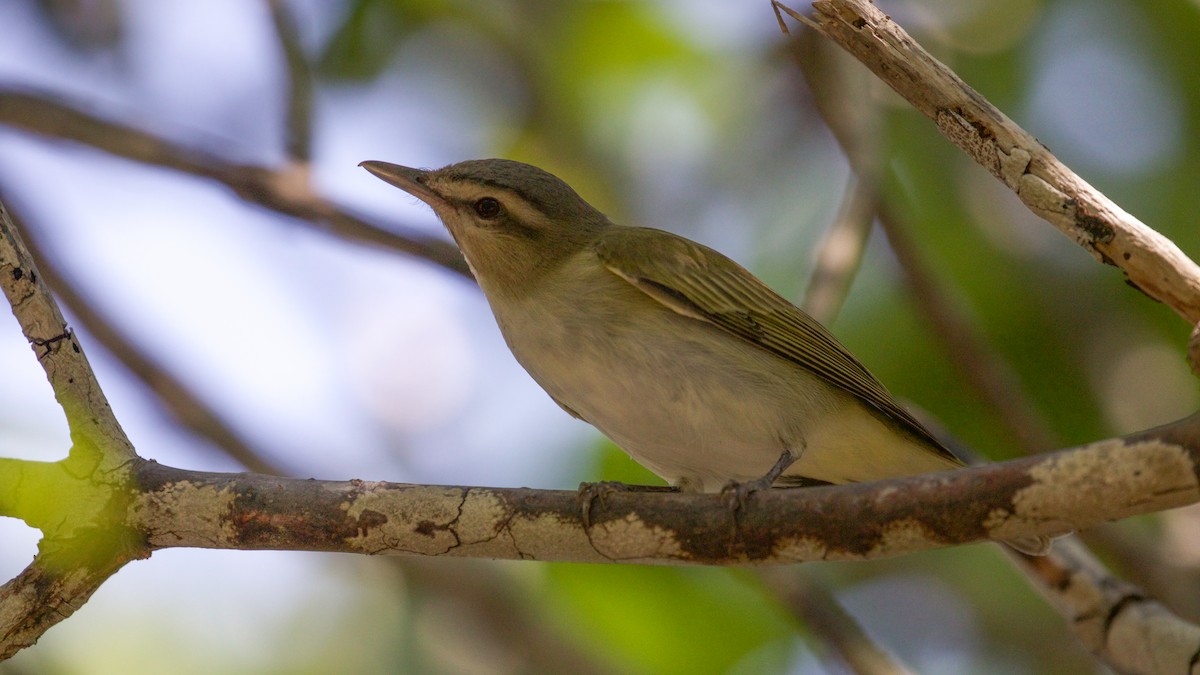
<box><xmin>721</xmin><ymin>449</ymin><xmax>797</xmax><ymax>513</ymax></box>
<box><xmin>576</xmin><ymin>481</ymin><xmax>679</xmax><ymax>528</ymax></box>
<box><xmin>759</xmin><ymin>450</ymin><xmax>798</xmax><ymax>486</ymax></box>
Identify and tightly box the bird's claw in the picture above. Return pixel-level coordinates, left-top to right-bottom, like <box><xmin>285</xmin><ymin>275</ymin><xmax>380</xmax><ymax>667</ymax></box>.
<box><xmin>719</xmin><ymin>475</ymin><xmax>774</xmax><ymax>515</ymax></box>
<box><xmin>577</xmin><ymin>481</ymin><xmax>633</xmax><ymax>528</ymax></box>
<box><xmin>577</xmin><ymin>481</ymin><xmax>678</xmax><ymax>528</ymax></box>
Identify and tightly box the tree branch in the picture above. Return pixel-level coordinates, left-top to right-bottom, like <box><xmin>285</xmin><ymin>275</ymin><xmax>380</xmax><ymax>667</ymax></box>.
<box><xmin>1012</xmin><ymin>538</ymin><xmax>1200</xmax><ymax>675</ymax></box>
<box><xmin>104</xmin><ymin>417</ymin><xmax>1196</xmax><ymax>563</ymax></box>
<box><xmin>0</xmin><ymin>89</ymin><xmax>470</xmax><ymax>278</ymax></box>
<box><xmin>793</xmin><ymin>25</ymin><xmax>881</xmax><ymax>327</ymax></box>
<box><xmin>778</xmin><ymin>0</ymin><xmax>1200</xmax><ymax>326</ymax></box>
<box><xmin>0</xmin><ymin>202</ymin><xmax>133</xmax><ymax>471</ymax></box>
<box><xmin>0</xmin><ymin>539</ymin><xmax>142</xmax><ymax>661</ymax></box>
<box><xmin>17</xmin><ymin>418</ymin><xmax>1191</xmax><ymax>598</ymax></box>
<box><xmin>803</xmin><ymin>177</ymin><xmax>876</xmax><ymax>325</ymax></box>
<box><xmin>772</xmin><ymin>4</ymin><xmax>1200</xmax><ymax>671</ymax></box>
<box><xmin>265</xmin><ymin>0</ymin><xmax>313</xmax><ymax>164</ymax></box>
<box><xmin>0</xmin><ymin>200</ymin><xmax>143</xmax><ymax>658</ymax></box>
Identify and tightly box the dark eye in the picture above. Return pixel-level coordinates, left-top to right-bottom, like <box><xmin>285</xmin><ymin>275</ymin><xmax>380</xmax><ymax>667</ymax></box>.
<box><xmin>474</xmin><ymin>197</ymin><xmax>501</xmax><ymax>219</ymax></box>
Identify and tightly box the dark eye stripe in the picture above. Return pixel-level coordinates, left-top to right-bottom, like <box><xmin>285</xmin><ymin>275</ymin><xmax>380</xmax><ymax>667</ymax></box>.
<box><xmin>457</xmin><ymin>197</ymin><xmax>541</xmax><ymax>240</ymax></box>
<box><xmin>474</xmin><ymin>197</ymin><xmax>501</xmax><ymax>219</ymax></box>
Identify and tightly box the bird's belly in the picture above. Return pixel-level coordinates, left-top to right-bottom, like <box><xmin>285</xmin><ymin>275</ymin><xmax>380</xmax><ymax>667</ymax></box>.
<box><xmin>565</xmin><ymin>350</ymin><xmax>804</xmax><ymax>485</ymax></box>
<box><xmin>504</xmin><ymin>302</ymin><xmax>836</xmax><ymax>491</ymax></box>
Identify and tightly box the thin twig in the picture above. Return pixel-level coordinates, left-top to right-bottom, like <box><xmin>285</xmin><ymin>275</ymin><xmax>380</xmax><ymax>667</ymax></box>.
<box><xmin>265</xmin><ymin>0</ymin><xmax>313</xmax><ymax>163</ymax></box>
<box><xmin>760</xmin><ymin>569</ymin><xmax>914</xmax><ymax>675</ymax></box>
<box><xmin>0</xmin><ymin>89</ymin><xmax>470</xmax><ymax>278</ymax></box>
<box><xmin>399</xmin><ymin>559</ymin><xmax>614</xmax><ymax>675</ymax></box>
<box><xmin>792</xmin><ymin>21</ymin><xmax>881</xmax><ymax>327</ymax></box>
<box><xmin>783</xmin><ymin>46</ymin><xmax>933</xmax><ymax>668</ymax></box>
<box><xmin>787</xmin><ymin>37</ymin><xmax>913</xmax><ymax>667</ymax></box>
<box><xmin>803</xmin><ymin>177</ymin><xmax>875</xmax><ymax>325</ymax></box>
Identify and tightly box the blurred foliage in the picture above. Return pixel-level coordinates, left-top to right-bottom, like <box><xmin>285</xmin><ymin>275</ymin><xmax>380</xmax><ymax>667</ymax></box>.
<box><xmin>318</xmin><ymin>0</ymin><xmax>450</xmax><ymax>79</ymax></box>
<box><xmin>6</xmin><ymin>0</ymin><xmax>1200</xmax><ymax>673</ymax></box>
<box><xmin>543</xmin><ymin>563</ymin><xmax>796</xmax><ymax>675</ymax></box>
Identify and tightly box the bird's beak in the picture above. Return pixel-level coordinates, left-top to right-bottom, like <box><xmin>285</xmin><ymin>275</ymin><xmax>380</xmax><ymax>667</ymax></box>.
<box><xmin>359</xmin><ymin>160</ymin><xmax>446</xmax><ymax>208</ymax></box>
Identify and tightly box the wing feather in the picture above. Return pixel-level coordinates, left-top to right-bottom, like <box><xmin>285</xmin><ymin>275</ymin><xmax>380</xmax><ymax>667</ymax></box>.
<box><xmin>595</xmin><ymin>227</ymin><xmax>958</xmax><ymax>463</ymax></box>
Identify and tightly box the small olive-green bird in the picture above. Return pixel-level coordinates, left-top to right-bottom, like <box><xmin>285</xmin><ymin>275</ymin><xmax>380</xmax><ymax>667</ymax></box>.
<box><xmin>362</xmin><ymin>158</ymin><xmax>1048</xmax><ymax>554</ymax></box>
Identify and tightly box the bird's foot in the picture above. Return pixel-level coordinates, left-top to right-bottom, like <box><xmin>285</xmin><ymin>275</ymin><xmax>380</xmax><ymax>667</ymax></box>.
<box><xmin>1001</xmin><ymin>534</ymin><xmax>1056</xmax><ymax>557</ymax></box>
<box><xmin>720</xmin><ymin>450</ymin><xmax>797</xmax><ymax>514</ymax></box>
<box><xmin>576</xmin><ymin>481</ymin><xmax>677</xmax><ymax>528</ymax></box>
<box><xmin>719</xmin><ymin>475</ymin><xmax>775</xmax><ymax>515</ymax></box>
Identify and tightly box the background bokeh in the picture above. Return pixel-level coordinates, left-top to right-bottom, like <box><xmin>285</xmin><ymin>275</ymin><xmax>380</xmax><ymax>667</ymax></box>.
<box><xmin>2</xmin><ymin>0</ymin><xmax>1199</xmax><ymax>673</ymax></box>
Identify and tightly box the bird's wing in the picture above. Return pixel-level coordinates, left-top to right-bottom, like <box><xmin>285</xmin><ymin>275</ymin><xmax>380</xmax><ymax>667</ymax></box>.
<box><xmin>595</xmin><ymin>227</ymin><xmax>958</xmax><ymax>463</ymax></box>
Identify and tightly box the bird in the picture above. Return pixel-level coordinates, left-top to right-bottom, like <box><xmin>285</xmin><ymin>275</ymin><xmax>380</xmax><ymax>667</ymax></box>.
<box><xmin>361</xmin><ymin>157</ymin><xmax>1050</xmax><ymax>555</ymax></box>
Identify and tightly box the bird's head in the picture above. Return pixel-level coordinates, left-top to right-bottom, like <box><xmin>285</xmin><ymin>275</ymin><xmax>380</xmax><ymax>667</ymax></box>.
<box><xmin>361</xmin><ymin>158</ymin><xmax>610</xmax><ymax>297</ymax></box>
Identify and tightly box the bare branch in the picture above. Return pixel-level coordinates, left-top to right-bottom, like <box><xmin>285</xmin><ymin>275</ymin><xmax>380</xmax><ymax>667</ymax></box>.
<box><xmin>1013</xmin><ymin>538</ymin><xmax>1200</xmax><ymax>675</ymax></box>
<box><xmin>787</xmin><ymin>36</ymin><xmax>925</xmax><ymax>669</ymax></box>
<box><xmin>0</xmin><ymin>546</ymin><xmax>139</xmax><ymax>661</ymax></box>
<box><xmin>0</xmin><ymin>89</ymin><xmax>470</xmax><ymax>278</ymax></box>
<box><xmin>0</xmin><ymin>200</ymin><xmax>144</xmax><ymax>658</ymax></box>
<box><xmin>783</xmin><ymin>0</ymin><xmax>1200</xmax><ymax>325</ymax></box>
<box><xmin>787</xmin><ymin>40</ymin><xmax>923</xmax><ymax>668</ymax></box>
<box><xmin>0</xmin><ymin>202</ymin><xmax>134</xmax><ymax>471</ymax></box>
<box><xmin>113</xmin><ymin>417</ymin><xmax>1199</xmax><ymax>564</ymax></box>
